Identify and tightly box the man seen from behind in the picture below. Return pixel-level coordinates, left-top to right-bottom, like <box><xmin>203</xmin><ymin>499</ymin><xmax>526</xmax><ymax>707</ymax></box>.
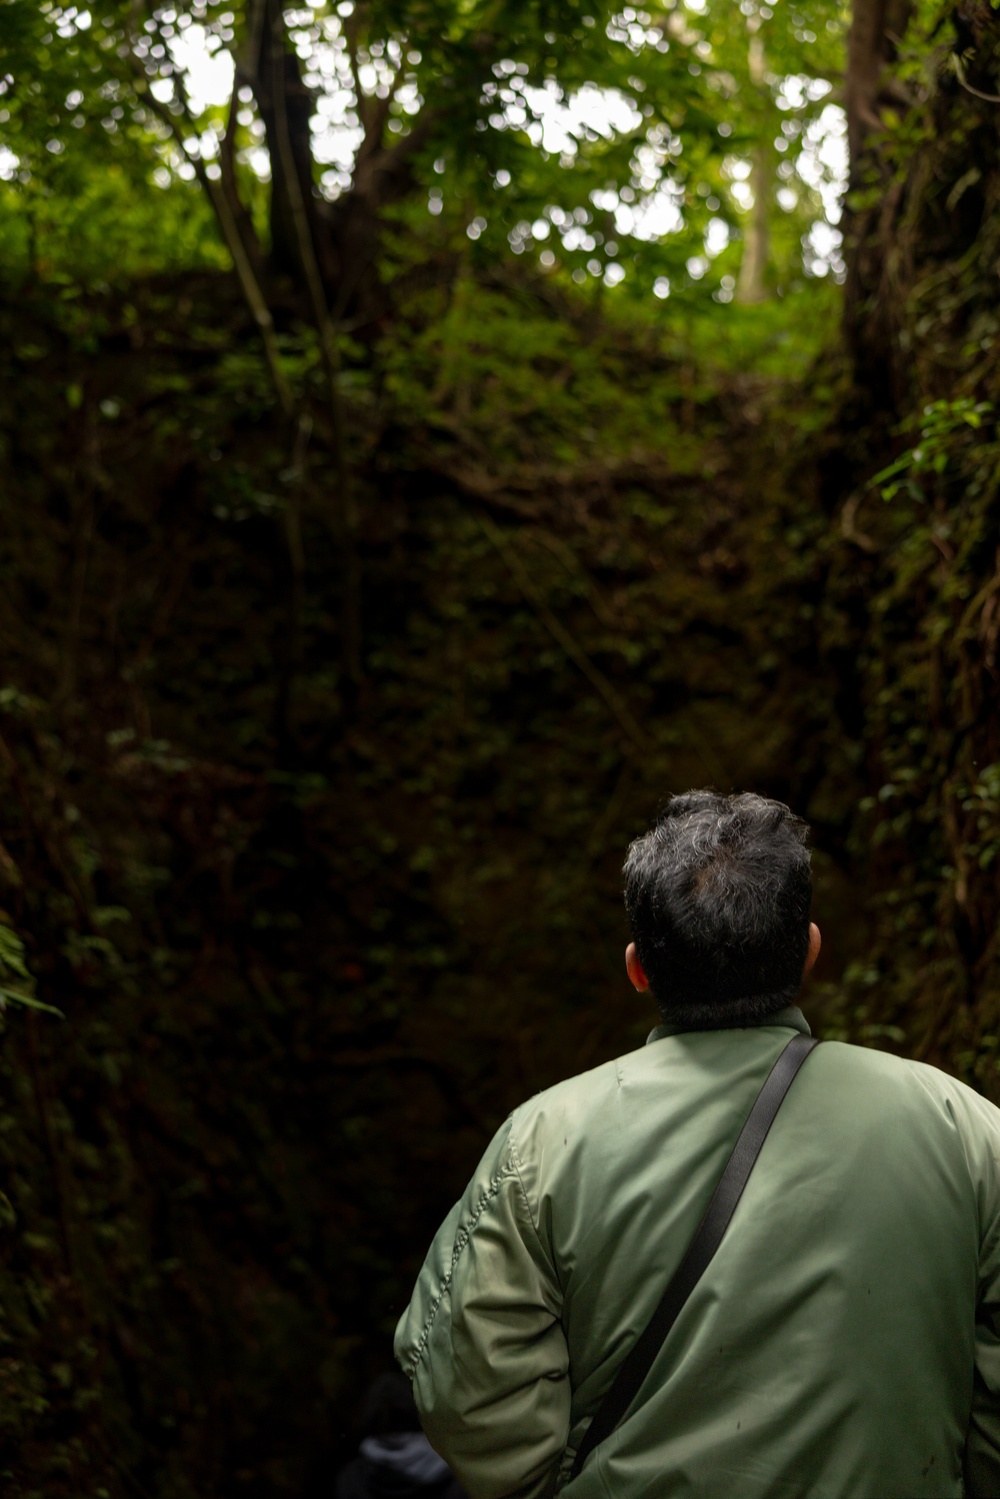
<box><xmin>395</xmin><ymin>790</ymin><xmax>1000</xmax><ymax>1497</ymax></box>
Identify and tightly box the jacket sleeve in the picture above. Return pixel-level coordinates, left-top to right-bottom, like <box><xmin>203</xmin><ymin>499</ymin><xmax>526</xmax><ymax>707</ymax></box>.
<box><xmin>394</xmin><ymin>1116</ymin><xmax>570</xmax><ymax>1499</ymax></box>
<box><xmin>967</xmin><ymin>1212</ymin><xmax>1000</xmax><ymax>1496</ymax></box>
<box><xmin>964</xmin><ymin>1091</ymin><xmax>1000</xmax><ymax>1499</ymax></box>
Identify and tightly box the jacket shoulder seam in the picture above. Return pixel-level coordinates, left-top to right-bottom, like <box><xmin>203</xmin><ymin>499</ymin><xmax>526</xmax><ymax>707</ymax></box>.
<box><xmin>401</xmin><ymin>1157</ymin><xmax>519</xmax><ymax>1377</ymax></box>
<box><xmin>508</xmin><ymin>1133</ymin><xmax>539</xmax><ymax>1238</ymax></box>
<box><xmin>508</xmin><ymin>1131</ymin><xmax>564</xmax><ymax>1300</ymax></box>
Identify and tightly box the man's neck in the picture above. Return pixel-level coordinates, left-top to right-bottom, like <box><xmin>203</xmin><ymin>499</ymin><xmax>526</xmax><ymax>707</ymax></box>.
<box><xmin>647</xmin><ymin>1005</ymin><xmax>811</xmax><ymax>1043</ymax></box>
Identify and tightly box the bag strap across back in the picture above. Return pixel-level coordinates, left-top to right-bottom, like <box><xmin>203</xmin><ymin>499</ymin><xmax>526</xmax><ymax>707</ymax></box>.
<box><xmin>569</xmin><ymin>1031</ymin><xmax>819</xmax><ymax>1481</ymax></box>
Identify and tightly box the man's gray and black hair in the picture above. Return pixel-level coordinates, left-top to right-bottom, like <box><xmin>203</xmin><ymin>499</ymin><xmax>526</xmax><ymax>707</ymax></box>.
<box><xmin>623</xmin><ymin>790</ymin><xmax>812</xmax><ymax>1029</ymax></box>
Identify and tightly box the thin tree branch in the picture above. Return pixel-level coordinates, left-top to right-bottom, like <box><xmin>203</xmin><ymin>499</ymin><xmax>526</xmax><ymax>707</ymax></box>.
<box><xmin>523</xmin><ymin>527</ymin><xmax>624</xmax><ymax>630</ymax></box>
<box><xmin>344</xmin><ymin>13</ymin><xmax>369</xmax><ymax>134</ymax></box>
<box><xmin>241</xmin><ymin>0</ymin><xmax>268</xmax><ymax>80</ymax></box>
<box><xmin>131</xmin><ymin>63</ymin><xmax>294</xmax><ymax>417</ymax></box>
<box><xmin>218</xmin><ymin>73</ymin><xmax>265</xmax><ymax>276</ymax></box>
<box><xmin>267</xmin><ymin>0</ymin><xmax>362</xmax><ymax>685</ymax></box>
<box><xmin>952</xmin><ymin>53</ymin><xmax>1000</xmax><ymax>105</ymax></box>
<box><xmin>355</xmin><ymin>50</ymin><xmax>407</xmax><ymax>162</ymax></box>
<box><xmin>272</xmin><ymin>412</ymin><xmax>312</xmax><ymax>745</ymax></box>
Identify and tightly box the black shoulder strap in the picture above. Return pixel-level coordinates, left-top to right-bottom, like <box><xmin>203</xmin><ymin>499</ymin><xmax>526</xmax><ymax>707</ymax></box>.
<box><xmin>569</xmin><ymin>1032</ymin><xmax>819</xmax><ymax>1481</ymax></box>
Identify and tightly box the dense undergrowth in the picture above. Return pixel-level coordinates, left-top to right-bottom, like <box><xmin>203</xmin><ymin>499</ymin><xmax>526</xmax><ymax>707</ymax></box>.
<box><xmin>825</xmin><ymin>0</ymin><xmax>1000</xmax><ymax>1084</ymax></box>
<box><xmin>0</xmin><ymin>260</ymin><xmax>859</xmax><ymax>1495</ymax></box>
<box><xmin>1</xmin><ymin>3</ymin><xmax>1000</xmax><ymax>1494</ymax></box>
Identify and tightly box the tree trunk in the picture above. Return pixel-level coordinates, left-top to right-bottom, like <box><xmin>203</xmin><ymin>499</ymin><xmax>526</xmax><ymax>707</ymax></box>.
<box><xmin>736</xmin><ymin>26</ymin><xmax>773</xmax><ymax>305</ymax></box>
<box><xmin>247</xmin><ymin>0</ymin><xmax>320</xmax><ymax>283</ymax></box>
<box><xmin>844</xmin><ymin>0</ymin><xmax>915</xmax><ymax>172</ymax></box>
<box><xmin>841</xmin><ymin>0</ymin><xmax>914</xmax><ymax>404</ymax></box>
<box><xmin>736</xmin><ymin>145</ymin><xmax>773</xmax><ymax>304</ymax></box>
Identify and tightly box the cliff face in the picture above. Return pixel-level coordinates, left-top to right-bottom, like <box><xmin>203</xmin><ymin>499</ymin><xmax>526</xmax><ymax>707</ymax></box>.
<box><xmin>1</xmin><ymin>7</ymin><xmax>1000</xmax><ymax>1491</ymax></box>
<box><xmin>0</xmin><ymin>269</ymin><xmax>848</xmax><ymax>1495</ymax></box>
<box><xmin>832</xmin><ymin>0</ymin><xmax>1000</xmax><ymax>1078</ymax></box>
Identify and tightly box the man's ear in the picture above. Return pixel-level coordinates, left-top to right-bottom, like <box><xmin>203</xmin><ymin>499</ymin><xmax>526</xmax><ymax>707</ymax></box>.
<box><xmin>803</xmin><ymin>922</ymin><xmax>821</xmax><ymax>980</ymax></box>
<box><xmin>625</xmin><ymin>942</ymin><xmax>650</xmax><ymax>992</ymax></box>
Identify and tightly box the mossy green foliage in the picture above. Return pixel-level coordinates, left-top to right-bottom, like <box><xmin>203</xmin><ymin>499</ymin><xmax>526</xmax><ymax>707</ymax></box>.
<box><xmin>0</xmin><ymin>258</ymin><xmax>857</xmax><ymax>1493</ymax></box>
<box><xmin>818</xmin><ymin>0</ymin><xmax>1000</xmax><ymax>1082</ymax></box>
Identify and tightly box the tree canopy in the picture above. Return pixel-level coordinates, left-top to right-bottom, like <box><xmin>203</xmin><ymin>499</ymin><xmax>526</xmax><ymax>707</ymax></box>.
<box><xmin>3</xmin><ymin>0</ymin><xmax>847</xmax><ymax>305</ymax></box>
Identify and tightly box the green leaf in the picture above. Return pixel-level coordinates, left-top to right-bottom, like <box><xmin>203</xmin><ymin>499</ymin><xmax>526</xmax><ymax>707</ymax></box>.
<box><xmin>0</xmin><ymin>987</ymin><xmax>64</xmax><ymax>1019</ymax></box>
<box><xmin>871</xmin><ymin>454</ymin><xmax>911</xmax><ymax>486</ymax></box>
<box><xmin>0</xmin><ymin>922</ymin><xmax>30</xmax><ymax>980</ymax></box>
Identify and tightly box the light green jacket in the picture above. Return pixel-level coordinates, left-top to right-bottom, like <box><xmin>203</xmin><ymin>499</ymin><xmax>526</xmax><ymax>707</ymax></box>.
<box><xmin>395</xmin><ymin>1010</ymin><xmax>1000</xmax><ymax>1498</ymax></box>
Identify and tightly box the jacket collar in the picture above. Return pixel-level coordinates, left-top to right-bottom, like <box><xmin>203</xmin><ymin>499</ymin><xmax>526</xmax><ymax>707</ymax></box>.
<box><xmin>646</xmin><ymin>1005</ymin><xmax>811</xmax><ymax>1044</ymax></box>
